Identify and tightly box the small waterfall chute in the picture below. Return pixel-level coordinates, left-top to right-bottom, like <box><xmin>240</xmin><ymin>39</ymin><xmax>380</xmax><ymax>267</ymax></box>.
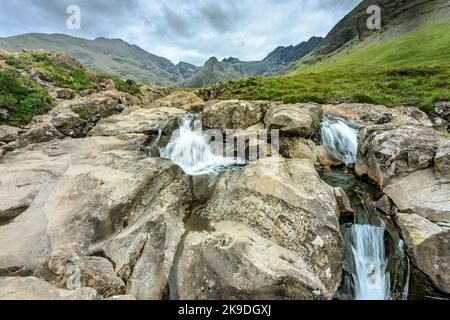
<box><xmin>321</xmin><ymin>116</ymin><xmax>363</xmax><ymax>165</ymax></box>
<box><xmin>160</xmin><ymin>116</ymin><xmax>245</xmax><ymax>175</ymax></box>
<box><xmin>350</xmin><ymin>222</ymin><xmax>391</xmax><ymax>300</ymax></box>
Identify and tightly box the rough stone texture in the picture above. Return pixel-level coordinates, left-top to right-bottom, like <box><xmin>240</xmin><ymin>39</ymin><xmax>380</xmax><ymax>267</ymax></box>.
<box><xmin>35</xmin><ymin>245</ymin><xmax>125</xmax><ymax>298</ymax></box>
<box><xmin>0</xmin><ymin>125</ymin><xmax>20</xmax><ymax>142</ymax></box>
<box><xmin>177</xmin><ymin>221</ymin><xmax>335</xmax><ymax>300</ymax></box>
<box><xmin>203</xmin><ymin>100</ymin><xmax>271</xmax><ymax>130</ymax></box>
<box><xmin>56</xmin><ymin>88</ymin><xmax>76</xmax><ymax>100</ymax></box>
<box><xmin>0</xmin><ymin>136</ymin><xmax>191</xmax><ymax>295</ymax></box>
<box><xmin>334</xmin><ymin>187</ymin><xmax>353</xmax><ymax>214</ymax></box>
<box><xmin>356</xmin><ymin>125</ymin><xmax>443</xmax><ymax>188</ymax></box>
<box><xmin>139</xmin><ymin>84</ymin><xmax>173</xmax><ymax>105</ymax></box>
<box><xmin>374</xmin><ymin>195</ymin><xmax>392</xmax><ymax>215</ymax></box>
<box><xmin>264</xmin><ymin>103</ymin><xmax>323</xmax><ymax>138</ymax></box>
<box><xmin>316</xmin><ymin>146</ymin><xmax>345</xmax><ymax>168</ymax></box>
<box><xmin>153</xmin><ymin>91</ymin><xmax>205</xmax><ymax>112</ymax></box>
<box><xmin>0</xmin><ymin>277</ymin><xmax>98</xmax><ymax>300</ymax></box>
<box><xmin>384</xmin><ymin>169</ymin><xmax>450</xmax><ymax>224</ymax></box>
<box><xmin>279</xmin><ymin>137</ymin><xmax>317</xmax><ymax>164</ymax></box>
<box><xmin>190</xmin><ymin>158</ymin><xmax>343</xmax><ymax>299</ymax></box>
<box><xmin>435</xmin><ymin>141</ymin><xmax>450</xmax><ymax>182</ymax></box>
<box><xmin>395</xmin><ymin>213</ymin><xmax>450</xmax><ymax>294</ymax></box>
<box><xmin>323</xmin><ymin>104</ymin><xmax>435</xmax><ymax>127</ymax></box>
<box><xmin>434</xmin><ymin>101</ymin><xmax>450</xmax><ymax>121</ymax></box>
<box><xmin>16</xmin><ymin>122</ymin><xmax>63</xmax><ymax>148</ymax></box>
<box><xmin>89</xmin><ymin>107</ymin><xmax>186</xmax><ymax>137</ymax></box>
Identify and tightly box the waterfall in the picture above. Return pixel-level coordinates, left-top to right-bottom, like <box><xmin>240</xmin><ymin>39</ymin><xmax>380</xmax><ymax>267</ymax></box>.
<box><xmin>321</xmin><ymin>116</ymin><xmax>363</xmax><ymax>165</ymax></box>
<box><xmin>160</xmin><ymin>116</ymin><xmax>244</xmax><ymax>175</ymax></box>
<box><xmin>350</xmin><ymin>223</ymin><xmax>391</xmax><ymax>300</ymax></box>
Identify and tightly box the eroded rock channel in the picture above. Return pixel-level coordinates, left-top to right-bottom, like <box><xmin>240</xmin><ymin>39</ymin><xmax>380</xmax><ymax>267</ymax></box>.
<box><xmin>1</xmin><ymin>87</ymin><xmax>449</xmax><ymax>300</ymax></box>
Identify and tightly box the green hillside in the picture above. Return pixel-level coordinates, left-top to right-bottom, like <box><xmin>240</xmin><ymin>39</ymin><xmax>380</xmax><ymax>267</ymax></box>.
<box><xmin>214</xmin><ymin>22</ymin><xmax>450</xmax><ymax>111</ymax></box>
<box><xmin>299</xmin><ymin>22</ymin><xmax>450</xmax><ymax>72</ymax></box>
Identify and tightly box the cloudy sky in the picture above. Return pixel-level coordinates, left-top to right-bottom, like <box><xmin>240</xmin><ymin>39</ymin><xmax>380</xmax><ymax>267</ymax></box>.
<box><xmin>0</xmin><ymin>0</ymin><xmax>361</xmax><ymax>65</ymax></box>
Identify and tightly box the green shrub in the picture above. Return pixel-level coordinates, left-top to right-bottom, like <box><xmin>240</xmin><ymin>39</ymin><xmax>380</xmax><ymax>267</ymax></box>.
<box><xmin>0</xmin><ymin>69</ymin><xmax>53</xmax><ymax>126</ymax></box>
<box><xmin>71</xmin><ymin>106</ymin><xmax>90</xmax><ymax>120</ymax></box>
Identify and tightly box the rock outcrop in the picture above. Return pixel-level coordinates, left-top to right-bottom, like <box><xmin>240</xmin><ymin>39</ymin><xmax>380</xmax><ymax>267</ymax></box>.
<box><xmin>356</xmin><ymin>125</ymin><xmax>443</xmax><ymax>188</ymax></box>
<box><xmin>264</xmin><ymin>103</ymin><xmax>323</xmax><ymax>138</ymax></box>
<box><xmin>203</xmin><ymin>100</ymin><xmax>271</xmax><ymax>130</ymax></box>
<box><xmin>395</xmin><ymin>213</ymin><xmax>450</xmax><ymax>294</ymax></box>
<box><xmin>176</xmin><ymin>158</ymin><xmax>343</xmax><ymax>300</ymax></box>
<box><xmin>0</xmin><ymin>277</ymin><xmax>98</xmax><ymax>300</ymax></box>
<box><xmin>0</xmin><ymin>136</ymin><xmax>191</xmax><ymax>302</ymax></box>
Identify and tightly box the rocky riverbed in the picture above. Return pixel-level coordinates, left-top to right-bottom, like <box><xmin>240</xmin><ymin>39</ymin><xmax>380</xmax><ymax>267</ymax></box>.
<box><xmin>0</xmin><ymin>72</ymin><xmax>449</xmax><ymax>300</ymax></box>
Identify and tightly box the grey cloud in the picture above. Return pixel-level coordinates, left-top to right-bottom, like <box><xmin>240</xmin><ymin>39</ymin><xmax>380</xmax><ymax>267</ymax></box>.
<box><xmin>199</xmin><ymin>2</ymin><xmax>242</xmax><ymax>33</ymax></box>
<box><xmin>159</xmin><ymin>6</ymin><xmax>193</xmax><ymax>37</ymax></box>
<box><xmin>0</xmin><ymin>0</ymin><xmax>365</xmax><ymax>65</ymax></box>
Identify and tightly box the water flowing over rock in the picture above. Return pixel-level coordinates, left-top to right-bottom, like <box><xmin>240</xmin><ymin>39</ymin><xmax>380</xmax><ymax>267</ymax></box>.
<box><xmin>321</xmin><ymin>116</ymin><xmax>363</xmax><ymax>165</ymax></box>
<box><xmin>350</xmin><ymin>224</ymin><xmax>390</xmax><ymax>300</ymax></box>
<box><xmin>160</xmin><ymin>116</ymin><xmax>245</xmax><ymax>175</ymax></box>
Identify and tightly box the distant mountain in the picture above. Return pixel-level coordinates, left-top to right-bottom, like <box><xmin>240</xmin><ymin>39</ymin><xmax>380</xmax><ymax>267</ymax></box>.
<box><xmin>0</xmin><ymin>33</ymin><xmax>183</xmax><ymax>85</ymax></box>
<box><xmin>176</xmin><ymin>61</ymin><xmax>200</xmax><ymax>79</ymax></box>
<box><xmin>178</xmin><ymin>36</ymin><xmax>323</xmax><ymax>88</ymax></box>
<box><xmin>0</xmin><ymin>33</ymin><xmax>322</xmax><ymax>87</ymax></box>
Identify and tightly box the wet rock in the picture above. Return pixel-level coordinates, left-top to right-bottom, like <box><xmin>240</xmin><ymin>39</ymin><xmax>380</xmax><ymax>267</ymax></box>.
<box><xmin>35</xmin><ymin>245</ymin><xmax>125</xmax><ymax>298</ymax></box>
<box><xmin>395</xmin><ymin>213</ymin><xmax>450</xmax><ymax>294</ymax></box>
<box><xmin>316</xmin><ymin>146</ymin><xmax>345</xmax><ymax>168</ymax></box>
<box><xmin>203</xmin><ymin>100</ymin><xmax>271</xmax><ymax>130</ymax></box>
<box><xmin>374</xmin><ymin>195</ymin><xmax>392</xmax><ymax>215</ymax></box>
<box><xmin>334</xmin><ymin>187</ymin><xmax>353</xmax><ymax>215</ymax></box>
<box><xmin>0</xmin><ymin>277</ymin><xmax>98</xmax><ymax>300</ymax></box>
<box><xmin>264</xmin><ymin>103</ymin><xmax>323</xmax><ymax>138</ymax></box>
<box><xmin>0</xmin><ymin>125</ymin><xmax>20</xmax><ymax>142</ymax></box>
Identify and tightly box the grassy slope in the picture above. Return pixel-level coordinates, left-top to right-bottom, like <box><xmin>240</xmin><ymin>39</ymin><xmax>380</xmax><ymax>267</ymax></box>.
<box><xmin>216</xmin><ymin>22</ymin><xmax>450</xmax><ymax>111</ymax></box>
<box><xmin>1</xmin><ymin>51</ymin><xmax>140</xmax><ymax>126</ymax></box>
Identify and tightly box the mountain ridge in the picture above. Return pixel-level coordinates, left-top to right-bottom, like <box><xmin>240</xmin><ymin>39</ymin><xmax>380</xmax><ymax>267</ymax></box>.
<box><xmin>0</xmin><ymin>33</ymin><xmax>322</xmax><ymax>87</ymax></box>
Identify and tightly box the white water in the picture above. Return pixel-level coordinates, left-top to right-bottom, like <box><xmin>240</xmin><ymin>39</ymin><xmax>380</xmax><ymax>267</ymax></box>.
<box><xmin>350</xmin><ymin>223</ymin><xmax>391</xmax><ymax>300</ymax></box>
<box><xmin>321</xmin><ymin>116</ymin><xmax>363</xmax><ymax>165</ymax></box>
<box><xmin>160</xmin><ymin>117</ymin><xmax>244</xmax><ymax>175</ymax></box>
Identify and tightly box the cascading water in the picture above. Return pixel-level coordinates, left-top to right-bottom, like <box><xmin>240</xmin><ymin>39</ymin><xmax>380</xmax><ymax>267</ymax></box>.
<box><xmin>321</xmin><ymin>116</ymin><xmax>363</xmax><ymax>165</ymax></box>
<box><xmin>160</xmin><ymin>116</ymin><xmax>245</xmax><ymax>175</ymax></box>
<box><xmin>320</xmin><ymin>115</ymin><xmax>408</xmax><ymax>300</ymax></box>
<box><xmin>351</xmin><ymin>223</ymin><xmax>391</xmax><ymax>300</ymax></box>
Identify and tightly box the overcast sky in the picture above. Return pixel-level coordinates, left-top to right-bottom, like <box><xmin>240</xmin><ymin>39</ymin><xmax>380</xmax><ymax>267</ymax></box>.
<box><xmin>0</xmin><ymin>0</ymin><xmax>361</xmax><ymax>65</ymax></box>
